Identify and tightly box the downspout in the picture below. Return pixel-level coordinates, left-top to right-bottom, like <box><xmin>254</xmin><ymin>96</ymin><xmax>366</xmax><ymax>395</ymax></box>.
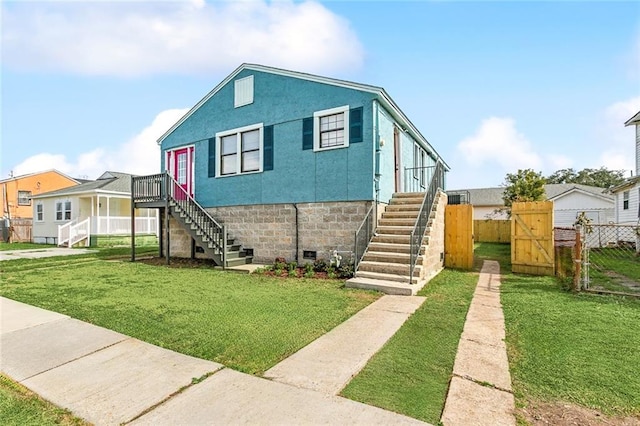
<box><xmin>293</xmin><ymin>203</ymin><xmax>299</xmax><ymax>263</ymax></box>
<box><xmin>374</xmin><ymin>101</ymin><xmax>381</xmax><ymax>222</ymax></box>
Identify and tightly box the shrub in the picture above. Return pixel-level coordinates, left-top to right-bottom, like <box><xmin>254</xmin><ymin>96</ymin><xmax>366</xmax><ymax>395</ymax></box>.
<box><xmin>313</xmin><ymin>258</ymin><xmax>329</xmax><ymax>272</ymax></box>
<box><xmin>337</xmin><ymin>259</ymin><xmax>355</xmax><ymax>279</ymax></box>
<box><xmin>304</xmin><ymin>262</ymin><xmax>315</xmax><ymax>278</ymax></box>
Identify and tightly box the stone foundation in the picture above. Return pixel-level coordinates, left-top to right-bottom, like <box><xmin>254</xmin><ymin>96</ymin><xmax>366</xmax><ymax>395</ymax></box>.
<box><xmin>163</xmin><ymin>201</ymin><xmax>373</xmax><ymax>264</ymax></box>
<box><xmin>419</xmin><ymin>191</ymin><xmax>447</xmax><ymax>280</ymax></box>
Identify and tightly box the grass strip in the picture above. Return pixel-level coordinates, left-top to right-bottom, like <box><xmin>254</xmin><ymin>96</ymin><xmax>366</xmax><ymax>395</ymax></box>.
<box><xmin>501</xmin><ymin>272</ymin><xmax>640</xmax><ymax>416</ymax></box>
<box><xmin>0</xmin><ymin>260</ymin><xmax>378</xmax><ymax>375</ymax></box>
<box><xmin>475</xmin><ymin>242</ymin><xmax>640</xmax><ymax>417</ymax></box>
<box><xmin>340</xmin><ymin>269</ymin><xmax>478</xmax><ymax>423</ymax></box>
<box><xmin>0</xmin><ymin>375</ymin><xmax>87</xmax><ymax>426</ymax></box>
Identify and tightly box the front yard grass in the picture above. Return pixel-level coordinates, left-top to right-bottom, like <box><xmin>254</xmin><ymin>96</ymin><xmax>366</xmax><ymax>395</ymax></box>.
<box><xmin>0</xmin><ymin>256</ymin><xmax>379</xmax><ymax>375</ymax></box>
<box><xmin>0</xmin><ymin>242</ymin><xmax>55</xmax><ymax>251</ymax></box>
<box><xmin>340</xmin><ymin>268</ymin><xmax>478</xmax><ymax>424</ymax></box>
<box><xmin>476</xmin><ymin>243</ymin><xmax>640</xmax><ymax>418</ymax></box>
<box><xmin>0</xmin><ymin>375</ymin><xmax>87</xmax><ymax>426</ymax></box>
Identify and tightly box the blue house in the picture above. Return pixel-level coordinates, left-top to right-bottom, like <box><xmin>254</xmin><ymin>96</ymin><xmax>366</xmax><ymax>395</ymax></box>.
<box><xmin>133</xmin><ymin>64</ymin><xmax>449</xmax><ymax>288</ymax></box>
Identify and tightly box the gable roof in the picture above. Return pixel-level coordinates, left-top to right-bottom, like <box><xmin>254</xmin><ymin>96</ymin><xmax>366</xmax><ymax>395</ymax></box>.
<box><xmin>32</xmin><ymin>171</ymin><xmax>134</xmax><ymax>198</ymax></box>
<box><xmin>624</xmin><ymin>110</ymin><xmax>640</xmax><ymax>127</ymax></box>
<box><xmin>450</xmin><ymin>184</ymin><xmax>612</xmax><ymax>207</ymax></box>
<box><xmin>157</xmin><ymin>63</ymin><xmax>449</xmax><ymax>171</ymax></box>
<box><xmin>0</xmin><ymin>169</ymin><xmax>80</xmax><ymax>185</ymax></box>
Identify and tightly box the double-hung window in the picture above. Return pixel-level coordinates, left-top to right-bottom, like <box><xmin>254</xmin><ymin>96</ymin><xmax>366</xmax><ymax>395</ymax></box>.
<box><xmin>217</xmin><ymin>124</ymin><xmax>263</xmax><ymax>177</ymax></box>
<box><xmin>36</xmin><ymin>203</ymin><xmax>43</xmax><ymax>221</ymax></box>
<box><xmin>56</xmin><ymin>200</ymin><xmax>71</xmax><ymax>221</ymax></box>
<box><xmin>18</xmin><ymin>190</ymin><xmax>31</xmax><ymax>206</ymax></box>
<box><xmin>313</xmin><ymin>105</ymin><xmax>349</xmax><ymax>151</ymax></box>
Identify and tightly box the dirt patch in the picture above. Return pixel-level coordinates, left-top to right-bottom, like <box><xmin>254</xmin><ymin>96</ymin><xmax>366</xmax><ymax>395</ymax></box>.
<box><xmin>519</xmin><ymin>400</ymin><xmax>640</xmax><ymax>426</ymax></box>
<box><xmin>139</xmin><ymin>257</ymin><xmax>219</xmax><ymax>268</ymax></box>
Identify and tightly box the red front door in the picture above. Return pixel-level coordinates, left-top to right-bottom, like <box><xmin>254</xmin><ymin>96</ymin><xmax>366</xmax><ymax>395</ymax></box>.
<box><xmin>167</xmin><ymin>147</ymin><xmax>194</xmax><ymax>198</ymax></box>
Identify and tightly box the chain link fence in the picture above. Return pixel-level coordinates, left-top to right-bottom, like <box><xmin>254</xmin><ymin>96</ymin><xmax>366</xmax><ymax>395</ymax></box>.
<box><xmin>581</xmin><ymin>224</ymin><xmax>640</xmax><ymax>294</ymax></box>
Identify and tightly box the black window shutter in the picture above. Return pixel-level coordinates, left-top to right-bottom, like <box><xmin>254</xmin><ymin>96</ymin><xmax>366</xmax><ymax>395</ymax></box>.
<box><xmin>208</xmin><ymin>138</ymin><xmax>216</xmax><ymax>177</ymax></box>
<box><xmin>302</xmin><ymin>117</ymin><xmax>313</xmax><ymax>150</ymax></box>
<box><xmin>263</xmin><ymin>125</ymin><xmax>274</xmax><ymax>171</ymax></box>
<box><xmin>349</xmin><ymin>107</ymin><xmax>363</xmax><ymax>143</ymax></box>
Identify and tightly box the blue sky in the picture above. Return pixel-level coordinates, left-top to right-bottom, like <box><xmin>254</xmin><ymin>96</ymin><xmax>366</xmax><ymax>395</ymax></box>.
<box><xmin>2</xmin><ymin>0</ymin><xmax>639</xmax><ymax>189</ymax></box>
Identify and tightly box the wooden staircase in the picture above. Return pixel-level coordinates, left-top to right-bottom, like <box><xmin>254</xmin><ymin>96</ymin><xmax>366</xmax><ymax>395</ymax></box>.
<box><xmin>354</xmin><ymin>193</ymin><xmax>427</xmax><ymax>285</ymax></box>
<box><xmin>169</xmin><ymin>202</ymin><xmax>253</xmax><ymax>267</ymax></box>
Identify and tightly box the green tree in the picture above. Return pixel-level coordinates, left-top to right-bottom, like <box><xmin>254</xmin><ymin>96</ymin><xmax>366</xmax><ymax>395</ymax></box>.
<box><xmin>546</xmin><ymin>167</ymin><xmax>626</xmax><ymax>188</ymax></box>
<box><xmin>502</xmin><ymin>169</ymin><xmax>546</xmax><ymax>209</ymax></box>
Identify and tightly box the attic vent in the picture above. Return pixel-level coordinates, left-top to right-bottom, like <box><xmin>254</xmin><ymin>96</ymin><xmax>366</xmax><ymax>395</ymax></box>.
<box><xmin>234</xmin><ymin>75</ymin><xmax>254</xmax><ymax>108</ymax></box>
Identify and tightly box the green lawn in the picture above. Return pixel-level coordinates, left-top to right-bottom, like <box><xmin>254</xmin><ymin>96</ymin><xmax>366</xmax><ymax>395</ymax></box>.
<box><xmin>0</xmin><ymin>242</ymin><xmax>55</xmax><ymax>251</ymax></box>
<box><xmin>0</xmin><ymin>255</ymin><xmax>378</xmax><ymax>375</ymax></box>
<box><xmin>0</xmin><ymin>375</ymin><xmax>87</xmax><ymax>426</ymax></box>
<box><xmin>341</xmin><ymin>268</ymin><xmax>478</xmax><ymax>424</ymax></box>
<box><xmin>477</xmin><ymin>243</ymin><xmax>640</xmax><ymax>417</ymax></box>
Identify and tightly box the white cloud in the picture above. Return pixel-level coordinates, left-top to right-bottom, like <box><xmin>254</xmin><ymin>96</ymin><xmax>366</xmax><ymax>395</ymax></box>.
<box><xmin>2</xmin><ymin>0</ymin><xmax>364</xmax><ymax>77</ymax></box>
<box><xmin>12</xmin><ymin>108</ymin><xmax>188</xmax><ymax>179</ymax></box>
<box><xmin>457</xmin><ymin>117</ymin><xmax>543</xmax><ymax>170</ymax></box>
<box><xmin>597</xmin><ymin>96</ymin><xmax>640</xmax><ymax>173</ymax></box>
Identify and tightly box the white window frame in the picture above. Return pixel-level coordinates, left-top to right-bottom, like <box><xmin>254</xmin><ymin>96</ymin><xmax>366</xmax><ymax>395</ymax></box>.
<box><xmin>55</xmin><ymin>199</ymin><xmax>72</xmax><ymax>222</ymax></box>
<box><xmin>35</xmin><ymin>203</ymin><xmax>44</xmax><ymax>222</ymax></box>
<box><xmin>17</xmin><ymin>190</ymin><xmax>32</xmax><ymax>206</ymax></box>
<box><xmin>234</xmin><ymin>75</ymin><xmax>254</xmax><ymax>108</ymax></box>
<box><xmin>623</xmin><ymin>190</ymin><xmax>630</xmax><ymax>210</ymax></box>
<box><xmin>313</xmin><ymin>105</ymin><xmax>350</xmax><ymax>152</ymax></box>
<box><xmin>216</xmin><ymin>123</ymin><xmax>264</xmax><ymax>178</ymax></box>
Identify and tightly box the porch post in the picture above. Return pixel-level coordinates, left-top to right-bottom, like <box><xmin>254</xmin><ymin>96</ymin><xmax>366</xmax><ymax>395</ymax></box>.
<box><xmin>165</xmin><ymin>174</ymin><xmax>170</xmax><ymax>265</ymax></box>
<box><xmin>96</xmin><ymin>195</ymin><xmax>101</xmax><ymax>234</ymax></box>
<box><xmin>106</xmin><ymin>196</ymin><xmax>110</xmax><ymax>235</ymax></box>
<box><xmin>131</xmin><ymin>178</ymin><xmax>135</xmax><ymax>262</ymax></box>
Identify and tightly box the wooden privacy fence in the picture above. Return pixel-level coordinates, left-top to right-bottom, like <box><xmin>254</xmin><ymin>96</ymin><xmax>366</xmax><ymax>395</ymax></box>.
<box><xmin>474</xmin><ymin>220</ymin><xmax>510</xmax><ymax>243</ymax></box>
<box><xmin>9</xmin><ymin>218</ymin><xmax>32</xmax><ymax>243</ymax></box>
<box><xmin>511</xmin><ymin>201</ymin><xmax>554</xmax><ymax>276</ymax></box>
<box><xmin>444</xmin><ymin>204</ymin><xmax>474</xmax><ymax>270</ymax></box>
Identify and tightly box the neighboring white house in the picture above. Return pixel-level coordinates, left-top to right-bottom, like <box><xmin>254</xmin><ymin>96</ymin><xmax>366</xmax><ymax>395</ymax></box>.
<box><xmin>610</xmin><ymin>110</ymin><xmax>640</xmax><ymax>225</ymax></box>
<box><xmin>452</xmin><ymin>184</ymin><xmax>614</xmax><ymax>227</ymax></box>
<box><xmin>32</xmin><ymin>171</ymin><xmax>158</xmax><ymax>246</ymax></box>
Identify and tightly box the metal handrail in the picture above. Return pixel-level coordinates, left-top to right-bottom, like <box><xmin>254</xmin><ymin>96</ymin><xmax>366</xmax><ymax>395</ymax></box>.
<box><xmin>408</xmin><ymin>162</ymin><xmax>444</xmax><ymax>282</ymax></box>
<box><xmin>354</xmin><ymin>204</ymin><xmax>375</xmax><ymax>269</ymax></box>
<box><xmin>404</xmin><ymin>165</ymin><xmax>435</xmax><ymax>193</ymax></box>
<box><xmin>165</xmin><ymin>173</ymin><xmax>226</xmax><ymax>255</ymax></box>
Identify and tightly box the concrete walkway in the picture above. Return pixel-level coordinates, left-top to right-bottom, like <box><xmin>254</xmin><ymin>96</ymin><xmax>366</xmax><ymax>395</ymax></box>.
<box><xmin>440</xmin><ymin>260</ymin><xmax>516</xmax><ymax>426</ymax></box>
<box><xmin>265</xmin><ymin>295</ymin><xmax>426</xmax><ymax>394</ymax></box>
<box><xmin>0</xmin><ymin>296</ymin><xmax>428</xmax><ymax>425</ymax></box>
<box><xmin>0</xmin><ymin>247</ymin><xmax>95</xmax><ymax>261</ymax></box>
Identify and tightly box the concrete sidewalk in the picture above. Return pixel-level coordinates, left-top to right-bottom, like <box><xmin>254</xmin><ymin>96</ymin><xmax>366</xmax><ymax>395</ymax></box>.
<box><xmin>0</xmin><ymin>296</ymin><xmax>429</xmax><ymax>425</ymax></box>
<box><xmin>0</xmin><ymin>247</ymin><xmax>95</xmax><ymax>261</ymax></box>
<box><xmin>440</xmin><ymin>260</ymin><xmax>516</xmax><ymax>426</ymax></box>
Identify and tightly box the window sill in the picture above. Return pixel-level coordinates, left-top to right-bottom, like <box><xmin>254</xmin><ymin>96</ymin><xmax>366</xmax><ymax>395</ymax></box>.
<box><xmin>313</xmin><ymin>144</ymin><xmax>348</xmax><ymax>153</ymax></box>
<box><xmin>216</xmin><ymin>170</ymin><xmax>262</xmax><ymax>178</ymax></box>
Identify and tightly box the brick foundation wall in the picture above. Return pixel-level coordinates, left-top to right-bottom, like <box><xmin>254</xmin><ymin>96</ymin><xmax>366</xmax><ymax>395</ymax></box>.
<box><xmin>420</xmin><ymin>191</ymin><xmax>447</xmax><ymax>280</ymax></box>
<box><xmin>162</xmin><ymin>201</ymin><xmax>371</xmax><ymax>264</ymax></box>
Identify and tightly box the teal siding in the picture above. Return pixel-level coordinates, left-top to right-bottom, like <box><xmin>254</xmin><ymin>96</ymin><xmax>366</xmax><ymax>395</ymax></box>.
<box><xmin>162</xmin><ymin>69</ymin><xmax>376</xmax><ymax>207</ymax></box>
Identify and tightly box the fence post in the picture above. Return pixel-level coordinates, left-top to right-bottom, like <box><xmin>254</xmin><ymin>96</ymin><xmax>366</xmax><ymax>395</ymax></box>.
<box><xmin>574</xmin><ymin>225</ymin><xmax>582</xmax><ymax>292</ymax></box>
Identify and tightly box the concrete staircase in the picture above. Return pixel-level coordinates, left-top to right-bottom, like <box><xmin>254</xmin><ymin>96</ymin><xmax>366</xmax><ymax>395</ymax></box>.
<box><xmin>347</xmin><ymin>192</ymin><xmax>432</xmax><ymax>295</ymax></box>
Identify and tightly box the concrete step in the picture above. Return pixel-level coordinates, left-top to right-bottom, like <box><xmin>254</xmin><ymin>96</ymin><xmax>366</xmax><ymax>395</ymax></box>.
<box><xmin>358</xmin><ymin>260</ymin><xmax>421</xmax><ymax>277</ymax></box>
<box><xmin>354</xmin><ymin>270</ymin><xmax>418</xmax><ymax>285</ymax></box>
<box><xmin>362</xmin><ymin>251</ymin><xmax>417</xmax><ymax>264</ymax></box>
<box><xmin>371</xmin><ymin>234</ymin><xmax>411</xmax><ymax>244</ymax></box>
<box><xmin>392</xmin><ymin>192</ymin><xmax>426</xmax><ymax>198</ymax></box>
<box><xmin>381</xmin><ymin>211</ymin><xmax>420</xmax><ymax>219</ymax></box>
<box><xmin>345</xmin><ymin>277</ymin><xmax>418</xmax><ymax>295</ymax></box>
<box><xmin>375</xmin><ymin>226</ymin><xmax>414</xmax><ymax>236</ymax></box>
<box><xmin>226</xmin><ymin>256</ymin><xmax>253</xmax><ymax>267</ymax></box>
<box><xmin>367</xmin><ymin>242</ymin><xmax>411</xmax><ymax>254</ymax></box>
<box><xmin>384</xmin><ymin>204</ymin><xmax>421</xmax><ymax>212</ymax></box>
<box><xmin>378</xmin><ymin>218</ymin><xmax>415</xmax><ymax>227</ymax></box>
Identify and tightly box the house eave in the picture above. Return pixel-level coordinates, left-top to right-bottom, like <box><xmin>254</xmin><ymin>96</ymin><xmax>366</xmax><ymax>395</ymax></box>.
<box><xmin>624</xmin><ymin>110</ymin><xmax>640</xmax><ymax>127</ymax></box>
<box><xmin>32</xmin><ymin>189</ymin><xmax>130</xmax><ymax>199</ymax></box>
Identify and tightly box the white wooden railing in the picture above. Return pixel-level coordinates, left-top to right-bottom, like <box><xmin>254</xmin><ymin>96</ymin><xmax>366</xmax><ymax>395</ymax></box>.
<box><xmin>58</xmin><ymin>218</ymin><xmax>90</xmax><ymax>247</ymax></box>
<box><xmin>91</xmin><ymin>216</ymin><xmax>158</xmax><ymax>236</ymax></box>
